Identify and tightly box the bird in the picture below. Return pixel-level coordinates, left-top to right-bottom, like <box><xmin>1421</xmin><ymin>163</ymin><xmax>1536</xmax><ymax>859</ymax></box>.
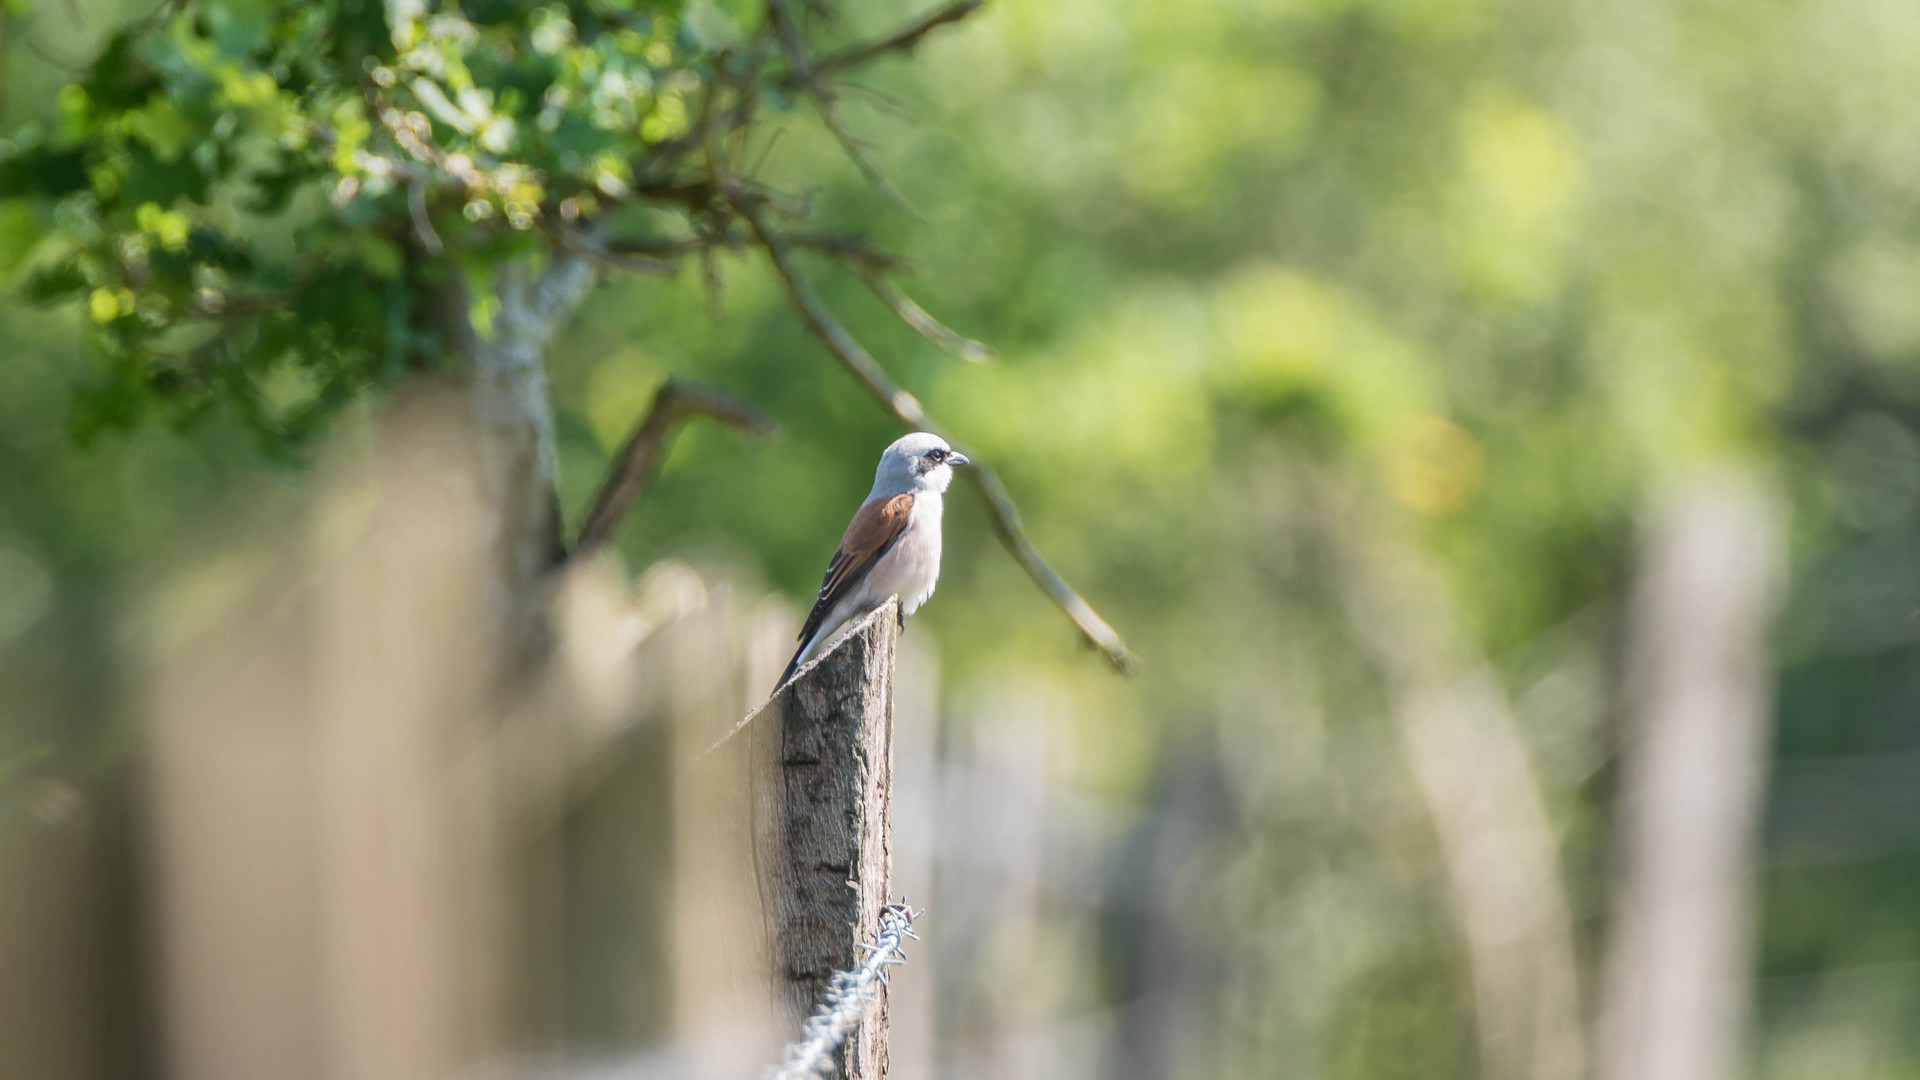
<box><xmin>777</xmin><ymin>432</ymin><xmax>968</xmax><ymax>688</ymax></box>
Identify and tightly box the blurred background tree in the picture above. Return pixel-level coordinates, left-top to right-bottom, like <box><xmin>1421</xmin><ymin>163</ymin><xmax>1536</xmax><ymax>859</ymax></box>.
<box><xmin>5</xmin><ymin>0</ymin><xmax>1920</xmax><ymax>1076</ymax></box>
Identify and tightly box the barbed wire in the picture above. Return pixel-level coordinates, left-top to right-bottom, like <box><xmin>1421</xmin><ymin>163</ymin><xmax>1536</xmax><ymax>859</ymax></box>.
<box><xmin>769</xmin><ymin>903</ymin><xmax>921</xmax><ymax>1080</ymax></box>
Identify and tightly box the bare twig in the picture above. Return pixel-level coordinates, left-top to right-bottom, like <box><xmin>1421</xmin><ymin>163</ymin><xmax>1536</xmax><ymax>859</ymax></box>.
<box><xmin>791</xmin><ymin>233</ymin><xmax>909</xmax><ymax>272</ymax></box>
<box><xmin>853</xmin><ymin>263</ymin><xmax>993</xmax><ymax>362</ymax></box>
<box><xmin>817</xmin><ymin>101</ymin><xmax>915</xmax><ymax>215</ymax></box>
<box><xmin>736</xmin><ymin>196</ymin><xmax>929</xmax><ymax>425</ymax></box>
<box><xmin>558</xmin><ymin>229</ymin><xmax>681</xmax><ymax>277</ymax></box>
<box><xmin>606</xmin><ymin>228</ymin><xmax>906</xmax><ymax>273</ymax></box>
<box><xmin>603</xmin><ymin>234</ymin><xmax>712</xmax><ymax>259</ymax></box>
<box><xmin>735</xmin><ymin>195</ymin><xmax>1138</xmax><ymax>671</ymax></box>
<box><xmin>583</xmin><ymin>247</ymin><xmax>681</xmax><ymax>278</ymax></box>
<box><xmin>630</xmin><ymin>0</ymin><xmax>986</xmax><ymax>188</ymax></box>
<box><xmin>698</xmin><ymin>46</ymin><xmax>732</xmax><ymax>169</ymax></box>
<box><xmin>771</xmin><ymin>904</ymin><xmax>921</xmax><ymax>1080</ymax></box>
<box><xmin>970</xmin><ymin>466</ymin><xmax>1138</xmax><ymax>670</ymax></box>
<box><xmin>571</xmin><ymin>379</ymin><xmax>778</xmax><ymax>559</ymax></box>
<box><xmin>700</xmin><ymin>245</ymin><xmax>726</xmax><ymax>321</ymax></box>
<box><xmin>406</xmin><ymin>179</ymin><xmax>443</xmax><ymax>255</ymax></box>
<box><xmin>767</xmin><ymin>0</ymin><xmax>917</xmax><ymax>215</ymax></box>
<box><xmin>812</xmin><ymin>0</ymin><xmax>985</xmax><ymax>78</ymax></box>
<box><xmin>837</xmin><ymin>81</ymin><xmax>916</xmax><ymax>121</ymax></box>
<box><xmin>694</xmin><ymin>53</ymin><xmax>737</xmax><ymax>324</ymax></box>
<box><xmin>23</xmin><ymin>35</ymin><xmax>84</xmax><ymax>71</ymax></box>
<box><xmin>748</xmin><ymin>125</ymin><xmax>787</xmax><ymax>177</ymax></box>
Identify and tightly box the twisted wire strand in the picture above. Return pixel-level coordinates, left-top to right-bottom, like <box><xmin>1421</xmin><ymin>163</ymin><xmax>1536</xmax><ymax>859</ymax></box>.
<box><xmin>770</xmin><ymin>903</ymin><xmax>922</xmax><ymax>1080</ymax></box>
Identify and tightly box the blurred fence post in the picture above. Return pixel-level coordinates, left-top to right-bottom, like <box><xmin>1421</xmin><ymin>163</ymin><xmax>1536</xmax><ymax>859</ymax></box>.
<box><xmin>669</xmin><ymin>583</ymin><xmax>782</xmax><ymax>1079</ymax></box>
<box><xmin>752</xmin><ymin>599</ymin><xmax>899</xmax><ymax>1080</ymax></box>
<box><xmin>1599</xmin><ymin>471</ymin><xmax>1783</xmax><ymax>1080</ymax></box>
<box><xmin>144</xmin><ymin>386</ymin><xmax>502</xmax><ymax>1080</ymax></box>
<box><xmin>1341</xmin><ymin>528</ymin><xmax>1587</xmax><ymax>1080</ymax></box>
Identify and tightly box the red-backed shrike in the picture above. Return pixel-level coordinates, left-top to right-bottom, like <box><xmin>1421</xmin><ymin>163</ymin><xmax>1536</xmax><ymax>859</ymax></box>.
<box><xmin>779</xmin><ymin>432</ymin><xmax>969</xmax><ymax>687</ymax></box>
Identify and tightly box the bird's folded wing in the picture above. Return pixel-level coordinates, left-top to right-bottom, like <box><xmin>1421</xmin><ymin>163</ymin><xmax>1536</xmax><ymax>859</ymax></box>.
<box><xmin>797</xmin><ymin>492</ymin><xmax>916</xmax><ymax>648</ymax></box>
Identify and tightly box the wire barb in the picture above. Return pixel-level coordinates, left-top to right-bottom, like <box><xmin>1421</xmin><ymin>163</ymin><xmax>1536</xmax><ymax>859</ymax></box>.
<box><xmin>769</xmin><ymin>904</ymin><xmax>923</xmax><ymax>1080</ymax></box>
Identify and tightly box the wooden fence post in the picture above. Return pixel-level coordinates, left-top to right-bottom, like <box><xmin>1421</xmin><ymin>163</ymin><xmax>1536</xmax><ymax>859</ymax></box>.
<box><xmin>752</xmin><ymin>598</ymin><xmax>899</xmax><ymax>1080</ymax></box>
<box><xmin>1599</xmin><ymin>472</ymin><xmax>1782</xmax><ymax>1080</ymax></box>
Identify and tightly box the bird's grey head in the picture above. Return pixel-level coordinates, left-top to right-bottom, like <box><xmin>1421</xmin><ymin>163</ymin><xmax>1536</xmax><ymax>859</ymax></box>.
<box><xmin>871</xmin><ymin>432</ymin><xmax>970</xmax><ymax>496</ymax></box>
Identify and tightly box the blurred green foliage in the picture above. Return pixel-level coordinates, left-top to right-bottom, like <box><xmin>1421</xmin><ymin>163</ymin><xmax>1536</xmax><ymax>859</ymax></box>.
<box><xmin>0</xmin><ymin>0</ymin><xmax>751</xmax><ymax>454</ymax></box>
<box><xmin>6</xmin><ymin>0</ymin><xmax>1920</xmax><ymax>1075</ymax></box>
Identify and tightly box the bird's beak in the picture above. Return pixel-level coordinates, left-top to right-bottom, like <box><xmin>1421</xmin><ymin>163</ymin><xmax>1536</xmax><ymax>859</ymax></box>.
<box><xmin>946</xmin><ymin>451</ymin><xmax>970</xmax><ymax>467</ymax></box>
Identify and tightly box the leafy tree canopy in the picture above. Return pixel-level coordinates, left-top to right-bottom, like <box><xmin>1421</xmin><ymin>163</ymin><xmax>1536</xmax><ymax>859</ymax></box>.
<box><xmin>1</xmin><ymin>0</ymin><xmax>959</xmax><ymax>454</ymax></box>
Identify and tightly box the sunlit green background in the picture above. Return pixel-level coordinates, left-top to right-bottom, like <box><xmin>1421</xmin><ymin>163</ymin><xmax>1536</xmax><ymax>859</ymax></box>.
<box><xmin>6</xmin><ymin>0</ymin><xmax>1920</xmax><ymax>1075</ymax></box>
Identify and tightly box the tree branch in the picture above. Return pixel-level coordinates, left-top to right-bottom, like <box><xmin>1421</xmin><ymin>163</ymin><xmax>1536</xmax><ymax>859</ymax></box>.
<box><xmin>571</xmin><ymin>379</ymin><xmax>779</xmax><ymax>560</ymax></box>
<box><xmin>969</xmin><ymin>465</ymin><xmax>1138</xmax><ymax>671</ymax></box>
<box><xmin>556</xmin><ymin>229</ymin><xmax>682</xmax><ymax>277</ymax></box>
<box><xmin>406</xmin><ymin>178</ymin><xmax>443</xmax><ymax>255</ymax></box>
<box><xmin>851</xmin><ymin>263</ymin><xmax>992</xmax><ymax>362</ymax></box>
<box><xmin>734</xmin><ymin>195</ymin><xmax>1138</xmax><ymax>672</ymax></box>
<box><xmin>526</xmin><ymin>251</ymin><xmax>600</xmax><ymax>327</ymax></box>
<box><xmin>605</xmin><ymin>228</ymin><xmax>909</xmax><ymax>273</ymax></box>
<box><xmin>792</xmin><ymin>233</ymin><xmax>910</xmax><ymax>272</ymax></box>
<box><xmin>811</xmin><ymin>0</ymin><xmax>985</xmax><ymax>79</ymax></box>
<box><xmin>736</xmin><ymin>196</ymin><xmax>929</xmax><ymax>425</ymax></box>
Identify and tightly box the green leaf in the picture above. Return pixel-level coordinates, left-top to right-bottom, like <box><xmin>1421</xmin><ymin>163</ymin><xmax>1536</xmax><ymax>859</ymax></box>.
<box><xmin>83</xmin><ymin>32</ymin><xmax>161</xmax><ymax>112</ymax></box>
<box><xmin>125</xmin><ymin>97</ymin><xmax>200</xmax><ymax>165</ymax></box>
<box><xmin>19</xmin><ymin>263</ymin><xmax>90</xmax><ymax>304</ymax></box>
<box><xmin>205</xmin><ymin>0</ymin><xmax>275</xmax><ymax>57</ymax></box>
<box><xmin>0</xmin><ymin>149</ymin><xmax>90</xmax><ymax>199</ymax></box>
<box><xmin>0</xmin><ymin>202</ymin><xmax>43</xmax><ymax>278</ymax></box>
<box><xmin>240</xmin><ymin>160</ymin><xmax>313</xmax><ymax>214</ymax></box>
<box><xmin>119</xmin><ymin>144</ymin><xmax>213</xmax><ymax>206</ymax></box>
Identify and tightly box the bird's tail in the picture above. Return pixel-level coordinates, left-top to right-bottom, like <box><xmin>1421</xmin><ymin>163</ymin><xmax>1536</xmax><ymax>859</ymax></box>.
<box><xmin>776</xmin><ymin>647</ymin><xmax>805</xmax><ymax>691</ymax></box>
<box><xmin>703</xmin><ymin>628</ymin><xmax>823</xmax><ymax>761</ymax></box>
<box><xmin>775</xmin><ymin>625</ymin><xmax>826</xmax><ymax>691</ymax></box>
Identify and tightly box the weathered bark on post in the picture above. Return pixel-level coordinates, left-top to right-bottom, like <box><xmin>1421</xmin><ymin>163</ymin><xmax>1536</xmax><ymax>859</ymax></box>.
<box><xmin>751</xmin><ymin>598</ymin><xmax>899</xmax><ymax>1080</ymax></box>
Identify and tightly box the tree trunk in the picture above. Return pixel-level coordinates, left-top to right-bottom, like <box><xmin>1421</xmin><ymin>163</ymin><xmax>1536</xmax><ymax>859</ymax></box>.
<box><xmin>437</xmin><ymin>254</ymin><xmax>598</xmax><ymax>675</ymax></box>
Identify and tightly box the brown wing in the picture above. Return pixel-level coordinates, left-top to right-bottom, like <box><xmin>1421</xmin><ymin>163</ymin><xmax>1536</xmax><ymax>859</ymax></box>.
<box><xmin>795</xmin><ymin>492</ymin><xmax>915</xmax><ymax>651</ymax></box>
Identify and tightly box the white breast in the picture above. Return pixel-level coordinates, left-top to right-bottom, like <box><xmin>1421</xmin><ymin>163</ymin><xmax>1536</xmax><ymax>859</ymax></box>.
<box><xmin>864</xmin><ymin>492</ymin><xmax>944</xmax><ymax>615</ymax></box>
<box><xmin>794</xmin><ymin>491</ymin><xmax>948</xmax><ymax>670</ymax></box>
